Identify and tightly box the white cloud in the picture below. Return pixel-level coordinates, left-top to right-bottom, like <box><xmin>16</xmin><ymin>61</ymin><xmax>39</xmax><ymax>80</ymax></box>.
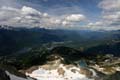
<box><xmin>87</xmin><ymin>21</ymin><xmax>104</xmax><ymax>30</ymax></box>
<box><xmin>65</xmin><ymin>14</ymin><xmax>86</xmax><ymax>22</ymax></box>
<box><xmin>21</xmin><ymin>6</ymin><xmax>42</xmax><ymax>15</ymax></box>
<box><xmin>99</xmin><ymin>0</ymin><xmax>120</xmax><ymax>11</ymax></box>
<box><xmin>82</xmin><ymin>0</ymin><xmax>120</xmax><ymax>31</ymax></box>
<box><xmin>0</xmin><ymin>6</ymin><xmax>86</xmax><ymax>29</ymax></box>
<box><xmin>87</xmin><ymin>0</ymin><xmax>120</xmax><ymax>30</ymax></box>
<box><xmin>43</xmin><ymin>13</ymin><xmax>49</xmax><ymax>17</ymax></box>
<box><xmin>88</xmin><ymin>22</ymin><xmax>103</xmax><ymax>26</ymax></box>
<box><xmin>62</xmin><ymin>21</ymin><xmax>70</xmax><ymax>26</ymax></box>
<box><xmin>103</xmin><ymin>14</ymin><xmax>119</xmax><ymax>20</ymax></box>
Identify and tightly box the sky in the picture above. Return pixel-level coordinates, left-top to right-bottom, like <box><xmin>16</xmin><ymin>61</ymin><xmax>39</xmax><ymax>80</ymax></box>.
<box><xmin>0</xmin><ymin>0</ymin><xmax>120</xmax><ymax>30</ymax></box>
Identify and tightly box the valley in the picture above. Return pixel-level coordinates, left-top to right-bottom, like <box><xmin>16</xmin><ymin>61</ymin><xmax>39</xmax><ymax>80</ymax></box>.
<box><xmin>0</xmin><ymin>26</ymin><xmax>120</xmax><ymax>80</ymax></box>
<box><xmin>0</xmin><ymin>0</ymin><xmax>120</xmax><ymax>79</ymax></box>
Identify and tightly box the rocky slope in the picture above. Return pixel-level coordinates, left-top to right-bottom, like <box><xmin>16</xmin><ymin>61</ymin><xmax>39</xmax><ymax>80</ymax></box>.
<box><xmin>24</xmin><ymin>54</ymin><xmax>96</xmax><ymax>80</ymax></box>
<box><xmin>0</xmin><ymin>46</ymin><xmax>120</xmax><ymax>80</ymax></box>
<box><xmin>0</xmin><ymin>69</ymin><xmax>10</xmax><ymax>80</ymax></box>
<box><xmin>0</xmin><ymin>68</ymin><xmax>34</xmax><ymax>80</ymax></box>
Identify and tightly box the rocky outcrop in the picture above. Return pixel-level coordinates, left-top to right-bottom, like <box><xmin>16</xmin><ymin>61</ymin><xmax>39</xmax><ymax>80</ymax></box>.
<box><xmin>0</xmin><ymin>69</ymin><xmax>10</xmax><ymax>80</ymax></box>
<box><xmin>25</xmin><ymin>53</ymin><xmax>95</xmax><ymax>80</ymax></box>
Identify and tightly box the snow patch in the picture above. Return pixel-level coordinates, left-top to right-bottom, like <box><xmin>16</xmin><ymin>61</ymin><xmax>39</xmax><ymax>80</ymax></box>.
<box><xmin>26</xmin><ymin>64</ymin><xmax>94</xmax><ymax>80</ymax></box>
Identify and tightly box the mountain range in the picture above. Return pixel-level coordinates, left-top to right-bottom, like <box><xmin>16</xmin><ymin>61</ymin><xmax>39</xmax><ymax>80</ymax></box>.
<box><xmin>0</xmin><ymin>25</ymin><xmax>120</xmax><ymax>56</ymax></box>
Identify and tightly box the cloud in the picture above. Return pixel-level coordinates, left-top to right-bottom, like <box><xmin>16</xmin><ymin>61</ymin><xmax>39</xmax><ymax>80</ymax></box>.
<box><xmin>87</xmin><ymin>0</ymin><xmax>120</xmax><ymax>30</ymax></box>
<box><xmin>0</xmin><ymin>6</ymin><xmax>41</xmax><ymax>28</ymax></box>
<box><xmin>21</xmin><ymin>6</ymin><xmax>42</xmax><ymax>15</ymax></box>
<box><xmin>0</xmin><ymin>6</ymin><xmax>86</xmax><ymax>29</ymax></box>
<box><xmin>0</xmin><ymin>0</ymin><xmax>119</xmax><ymax>30</ymax></box>
<box><xmin>99</xmin><ymin>0</ymin><xmax>120</xmax><ymax>11</ymax></box>
<box><xmin>88</xmin><ymin>22</ymin><xmax>103</xmax><ymax>26</ymax></box>
<box><xmin>65</xmin><ymin>14</ymin><xmax>86</xmax><ymax>22</ymax></box>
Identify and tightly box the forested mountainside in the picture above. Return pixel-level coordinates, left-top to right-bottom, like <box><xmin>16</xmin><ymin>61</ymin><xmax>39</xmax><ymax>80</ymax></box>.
<box><xmin>0</xmin><ymin>25</ymin><xmax>120</xmax><ymax>56</ymax></box>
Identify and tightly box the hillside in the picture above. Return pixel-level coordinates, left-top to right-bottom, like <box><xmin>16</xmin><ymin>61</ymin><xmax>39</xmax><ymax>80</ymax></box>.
<box><xmin>0</xmin><ymin>25</ymin><xmax>119</xmax><ymax>56</ymax></box>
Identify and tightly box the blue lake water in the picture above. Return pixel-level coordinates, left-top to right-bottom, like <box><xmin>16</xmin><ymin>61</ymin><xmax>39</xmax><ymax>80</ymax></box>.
<box><xmin>79</xmin><ymin>60</ymin><xmax>87</xmax><ymax>67</ymax></box>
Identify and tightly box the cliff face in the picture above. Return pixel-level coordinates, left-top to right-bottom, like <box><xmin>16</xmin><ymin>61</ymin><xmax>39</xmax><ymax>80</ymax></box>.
<box><xmin>0</xmin><ymin>68</ymin><xmax>34</xmax><ymax>80</ymax></box>
<box><xmin>0</xmin><ymin>69</ymin><xmax>10</xmax><ymax>80</ymax></box>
